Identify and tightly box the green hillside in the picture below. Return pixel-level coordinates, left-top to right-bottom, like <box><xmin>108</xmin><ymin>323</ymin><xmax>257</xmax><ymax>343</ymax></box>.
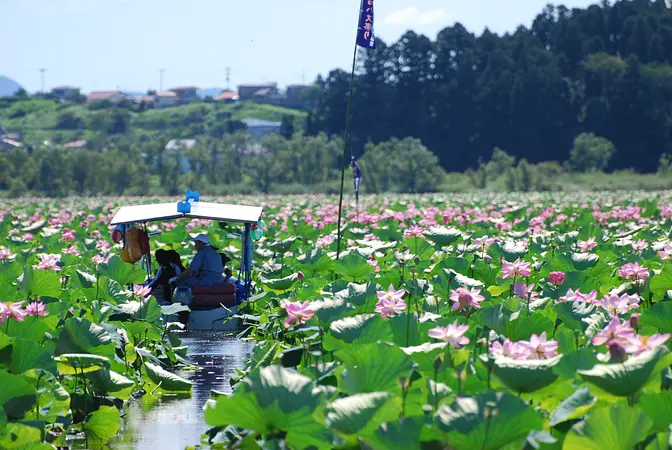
<box><xmin>0</xmin><ymin>97</ymin><xmax>306</xmax><ymax>145</ymax></box>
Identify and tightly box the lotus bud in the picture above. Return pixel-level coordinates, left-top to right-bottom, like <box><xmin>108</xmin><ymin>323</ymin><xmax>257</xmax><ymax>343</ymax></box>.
<box><xmin>608</xmin><ymin>342</ymin><xmax>627</xmax><ymax>363</ymax></box>
<box><xmin>434</xmin><ymin>355</ymin><xmax>442</xmax><ymax>371</ymax></box>
<box><xmin>549</xmin><ymin>271</ymin><xmax>565</xmax><ymax>287</ymax></box>
<box><xmin>629</xmin><ymin>313</ymin><xmax>641</xmax><ymax>330</ymax></box>
<box><xmin>297</xmin><ymin>271</ymin><xmax>304</xmax><ymax>282</ymax></box>
<box><xmin>414</xmin><ymin>256</ymin><xmax>421</xmax><ymax>265</ymax></box>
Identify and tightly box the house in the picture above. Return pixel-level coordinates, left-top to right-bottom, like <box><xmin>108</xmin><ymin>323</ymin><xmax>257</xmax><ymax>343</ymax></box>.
<box><xmin>51</xmin><ymin>86</ymin><xmax>81</xmax><ymax>101</ymax></box>
<box><xmin>155</xmin><ymin>91</ymin><xmax>179</xmax><ymax>108</ymax></box>
<box><xmin>241</xmin><ymin>118</ymin><xmax>281</xmax><ymax>139</ymax></box>
<box><xmin>0</xmin><ymin>137</ymin><xmax>23</xmax><ymax>150</ymax></box>
<box><xmin>63</xmin><ymin>140</ymin><xmax>88</xmax><ymax>149</ymax></box>
<box><xmin>168</xmin><ymin>87</ymin><xmax>199</xmax><ymax>104</ymax></box>
<box><xmin>86</xmin><ymin>91</ymin><xmax>129</xmax><ymax>104</ymax></box>
<box><xmin>238</xmin><ymin>84</ymin><xmax>279</xmax><ymax>101</ymax></box>
<box><xmin>215</xmin><ymin>90</ymin><xmax>240</xmax><ymax>103</ymax></box>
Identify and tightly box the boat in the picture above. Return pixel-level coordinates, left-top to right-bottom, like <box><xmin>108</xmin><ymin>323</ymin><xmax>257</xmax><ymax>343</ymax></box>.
<box><xmin>109</xmin><ymin>190</ymin><xmax>263</xmax><ymax>332</ymax></box>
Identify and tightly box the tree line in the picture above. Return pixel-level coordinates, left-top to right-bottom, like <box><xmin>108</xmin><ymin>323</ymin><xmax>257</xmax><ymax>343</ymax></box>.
<box><xmin>305</xmin><ymin>0</ymin><xmax>672</xmax><ymax>173</ymax></box>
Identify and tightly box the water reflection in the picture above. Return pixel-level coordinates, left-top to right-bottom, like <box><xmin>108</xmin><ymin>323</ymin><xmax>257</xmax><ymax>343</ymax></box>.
<box><xmin>109</xmin><ymin>332</ymin><xmax>253</xmax><ymax>450</ymax></box>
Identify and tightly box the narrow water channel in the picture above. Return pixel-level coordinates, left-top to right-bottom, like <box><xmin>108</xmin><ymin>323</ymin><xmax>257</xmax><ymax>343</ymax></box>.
<box><xmin>108</xmin><ymin>332</ymin><xmax>254</xmax><ymax>450</ymax></box>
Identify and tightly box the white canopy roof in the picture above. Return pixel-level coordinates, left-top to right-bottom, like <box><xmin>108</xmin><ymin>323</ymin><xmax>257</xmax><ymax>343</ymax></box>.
<box><xmin>110</xmin><ymin>201</ymin><xmax>262</xmax><ymax>225</ymax></box>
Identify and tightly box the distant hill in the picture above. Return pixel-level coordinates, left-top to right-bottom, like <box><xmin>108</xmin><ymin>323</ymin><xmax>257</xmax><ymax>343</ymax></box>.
<box><xmin>197</xmin><ymin>88</ymin><xmax>225</xmax><ymax>99</ymax></box>
<box><xmin>0</xmin><ymin>76</ymin><xmax>23</xmax><ymax>97</ymax></box>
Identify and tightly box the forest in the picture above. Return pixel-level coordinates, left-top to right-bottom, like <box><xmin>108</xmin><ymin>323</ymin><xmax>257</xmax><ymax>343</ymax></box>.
<box><xmin>306</xmin><ymin>0</ymin><xmax>672</xmax><ymax>173</ymax></box>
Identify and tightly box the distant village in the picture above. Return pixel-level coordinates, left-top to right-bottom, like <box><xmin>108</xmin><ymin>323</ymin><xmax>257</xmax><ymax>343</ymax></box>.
<box><xmin>0</xmin><ymin>83</ymin><xmax>315</xmax><ymax>152</ymax></box>
<box><xmin>52</xmin><ymin>83</ymin><xmax>313</xmax><ymax>110</ymax></box>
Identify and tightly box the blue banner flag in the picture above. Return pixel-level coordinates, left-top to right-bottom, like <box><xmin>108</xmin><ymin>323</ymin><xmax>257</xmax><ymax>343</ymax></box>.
<box><xmin>356</xmin><ymin>0</ymin><xmax>375</xmax><ymax>49</ymax></box>
<box><xmin>351</xmin><ymin>156</ymin><xmax>362</xmax><ymax>203</ymax></box>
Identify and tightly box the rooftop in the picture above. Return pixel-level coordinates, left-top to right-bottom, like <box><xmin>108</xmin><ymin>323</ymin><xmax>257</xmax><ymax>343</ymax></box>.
<box><xmin>242</xmin><ymin>118</ymin><xmax>281</xmax><ymax>127</ymax></box>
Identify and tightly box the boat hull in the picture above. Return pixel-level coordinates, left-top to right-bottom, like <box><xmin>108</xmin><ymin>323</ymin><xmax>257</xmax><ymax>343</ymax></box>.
<box><xmin>164</xmin><ymin>306</ymin><xmax>240</xmax><ymax>332</ymax></box>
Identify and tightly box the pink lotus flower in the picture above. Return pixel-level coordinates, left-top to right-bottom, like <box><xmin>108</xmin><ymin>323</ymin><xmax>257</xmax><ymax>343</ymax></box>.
<box><xmin>577</xmin><ymin>237</ymin><xmax>597</xmax><ymax>252</ymax></box>
<box><xmin>618</xmin><ymin>262</ymin><xmax>649</xmax><ymax>281</ymax></box>
<box><xmin>626</xmin><ymin>333</ymin><xmax>671</xmax><ymax>356</ymax></box>
<box><xmin>595</xmin><ymin>293</ymin><xmax>640</xmax><ymax>317</ymax></box>
<box><xmin>62</xmin><ymin>246</ymin><xmax>80</xmax><ymax>256</ymax></box>
<box><xmin>500</xmin><ymin>258</ymin><xmax>531</xmax><ymax>279</ymax></box>
<box><xmin>592</xmin><ymin>317</ymin><xmax>636</xmax><ymax>347</ymax></box>
<box><xmin>428</xmin><ymin>320</ymin><xmax>470</xmax><ymax>348</ymax></box>
<box><xmin>0</xmin><ymin>247</ymin><xmax>16</xmax><ymax>260</ymax></box>
<box><xmin>631</xmin><ymin>240</ymin><xmax>648</xmax><ymax>253</ymax></box>
<box><xmin>133</xmin><ymin>285</ymin><xmax>151</xmax><ymax>298</ymax></box>
<box><xmin>513</xmin><ymin>283</ymin><xmax>538</xmax><ymax>300</ymax></box>
<box><xmin>21</xmin><ymin>233</ymin><xmax>34</xmax><ymax>242</ymax></box>
<box><xmin>0</xmin><ymin>301</ymin><xmax>26</xmax><ymax>324</ymax></box>
<box><xmin>91</xmin><ymin>254</ymin><xmax>109</xmax><ymax>265</ymax></box>
<box><xmin>449</xmin><ymin>287</ymin><xmax>485</xmax><ymax>311</ymax></box>
<box><xmin>473</xmin><ymin>235</ymin><xmax>498</xmax><ymax>250</ymax></box>
<box><xmin>283</xmin><ymin>301</ymin><xmax>315</xmax><ymax>328</ymax></box>
<box><xmin>24</xmin><ymin>301</ymin><xmax>49</xmax><ymax>317</ymax></box>
<box><xmin>403</xmin><ymin>225</ymin><xmax>424</xmax><ymax>238</ymax></box>
<box><xmin>61</xmin><ymin>228</ymin><xmax>76</xmax><ymax>241</ymax></box>
<box><xmin>375</xmin><ymin>284</ymin><xmax>406</xmax><ymax>318</ymax></box>
<box><xmin>518</xmin><ymin>332</ymin><xmax>559</xmax><ymax>360</ymax></box>
<box><xmin>549</xmin><ymin>272</ymin><xmax>565</xmax><ymax>287</ymax></box>
<box><xmin>36</xmin><ymin>254</ymin><xmax>62</xmax><ymax>271</ymax></box>
<box><xmin>489</xmin><ymin>338</ymin><xmax>528</xmax><ymax>359</ymax></box>
<box><xmin>659</xmin><ymin>246</ymin><xmax>672</xmax><ymax>260</ymax></box>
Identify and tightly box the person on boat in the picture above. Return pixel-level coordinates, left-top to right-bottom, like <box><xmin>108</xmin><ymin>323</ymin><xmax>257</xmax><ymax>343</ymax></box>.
<box><xmin>171</xmin><ymin>233</ymin><xmax>224</xmax><ymax>287</ymax></box>
<box><xmin>166</xmin><ymin>249</ymin><xmax>186</xmax><ymax>273</ymax></box>
<box><xmin>146</xmin><ymin>249</ymin><xmax>179</xmax><ymax>302</ymax></box>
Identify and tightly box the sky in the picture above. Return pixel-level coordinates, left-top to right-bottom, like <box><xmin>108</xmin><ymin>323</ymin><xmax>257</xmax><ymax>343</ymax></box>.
<box><xmin>1</xmin><ymin>0</ymin><xmax>600</xmax><ymax>94</ymax></box>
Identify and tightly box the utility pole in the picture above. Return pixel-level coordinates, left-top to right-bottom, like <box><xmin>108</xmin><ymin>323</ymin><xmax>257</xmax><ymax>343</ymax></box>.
<box><xmin>226</xmin><ymin>67</ymin><xmax>231</xmax><ymax>91</ymax></box>
<box><xmin>159</xmin><ymin>69</ymin><xmax>165</xmax><ymax>91</ymax></box>
<box><xmin>39</xmin><ymin>68</ymin><xmax>46</xmax><ymax>92</ymax></box>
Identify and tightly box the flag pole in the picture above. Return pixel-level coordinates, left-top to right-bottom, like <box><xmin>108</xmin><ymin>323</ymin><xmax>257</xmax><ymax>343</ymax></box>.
<box><xmin>335</xmin><ymin>1</ymin><xmax>363</xmax><ymax>261</ymax></box>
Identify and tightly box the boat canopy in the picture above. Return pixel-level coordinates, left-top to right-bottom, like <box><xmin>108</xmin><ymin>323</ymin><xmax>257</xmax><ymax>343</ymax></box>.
<box><xmin>110</xmin><ymin>201</ymin><xmax>262</xmax><ymax>225</ymax></box>
<box><xmin>109</xmin><ymin>193</ymin><xmax>262</xmax><ymax>301</ymax></box>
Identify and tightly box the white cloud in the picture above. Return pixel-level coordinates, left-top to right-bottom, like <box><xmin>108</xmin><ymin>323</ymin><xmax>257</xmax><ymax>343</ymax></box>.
<box><xmin>383</xmin><ymin>7</ymin><xmax>447</xmax><ymax>26</ymax></box>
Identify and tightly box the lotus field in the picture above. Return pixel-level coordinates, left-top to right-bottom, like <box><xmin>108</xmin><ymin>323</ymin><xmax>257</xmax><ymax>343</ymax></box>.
<box><xmin>1</xmin><ymin>192</ymin><xmax>672</xmax><ymax>449</ymax></box>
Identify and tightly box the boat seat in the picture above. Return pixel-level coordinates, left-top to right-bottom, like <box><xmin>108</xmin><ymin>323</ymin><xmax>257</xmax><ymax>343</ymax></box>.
<box><xmin>191</xmin><ymin>281</ymin><xmax>236</xmax><ymax>309</ymax></box>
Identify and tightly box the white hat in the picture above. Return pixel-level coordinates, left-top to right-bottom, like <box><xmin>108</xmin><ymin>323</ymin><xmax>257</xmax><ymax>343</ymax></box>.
<box><xmin>189</xmin><ymin>233</ymin><xmax>210</xmax><ymax>245</ymax></box>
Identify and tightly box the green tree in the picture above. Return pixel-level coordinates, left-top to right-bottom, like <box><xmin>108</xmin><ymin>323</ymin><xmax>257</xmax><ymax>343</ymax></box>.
<box><xmin>569</xmin><ymin>132</ymin><xmax>616</xmax><ymax>172</ymax></box>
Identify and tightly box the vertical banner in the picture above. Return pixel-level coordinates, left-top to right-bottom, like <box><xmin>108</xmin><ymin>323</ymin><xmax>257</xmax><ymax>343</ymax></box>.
<box><xmin>356</xmin><ymin>0</ymin><xmax>376</xmax><ymax>49</ymax></box>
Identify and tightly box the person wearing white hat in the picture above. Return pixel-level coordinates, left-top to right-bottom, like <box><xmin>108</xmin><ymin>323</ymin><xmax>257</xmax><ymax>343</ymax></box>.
<box><xmin>170</xmin><ymin>233</ymin><xmax>224</xmax><ymax>287</ymax></box>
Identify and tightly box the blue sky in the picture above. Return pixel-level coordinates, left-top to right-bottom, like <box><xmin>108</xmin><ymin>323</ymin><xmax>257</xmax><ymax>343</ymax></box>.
<box><xmin>1</xmin><ymin>0</ymin><xmax>599</xmax><ymax>93</ymax></box>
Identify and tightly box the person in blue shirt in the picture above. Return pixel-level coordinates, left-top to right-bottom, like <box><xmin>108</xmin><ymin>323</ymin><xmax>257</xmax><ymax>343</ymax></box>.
<box><xmin>171</xmin><ymin>233</ymin><xmax>224</xmax><ymax>287</ymax></box>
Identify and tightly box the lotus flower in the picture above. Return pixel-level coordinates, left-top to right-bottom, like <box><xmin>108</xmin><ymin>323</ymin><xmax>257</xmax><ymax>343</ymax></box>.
<box><xmin>449</xmin><ymin>287</ymin><xmax>485</xmax><ymax>311</ymax></box>
<box><xmin>489</xmin><ymin>338</ymin><xmax>528</xmax><ymax>360</ymax></box>
<box><xmin>618</xmin><ymin>262</ymin><xmax>649</xmax><ymax>281</ymax></box>
<box><xmin>596</xmin><ymin>293</ymin><xmax>640</xmax><ymax>317</ymax></box>
<box><xmin>513</xmin><ymin>283</ymin><xmax>538</xmax><ymax>300</ymax></box>
<box><xmin>500</xmin><ymin>258</ymin><xmax>531</xmax><ymax>279</ymax></box>
<box><xmin>62</xmin><ymin>246</ymin><xmax>80</xmax><ymax>256</ymax></box>
<box><xmin>403</xmin><ymin>225</ymin><xmax>424</xmax><ymax>238</ymax></box>
<box><xmin>549</xmin><ymin>272</ymin><xmax>565</xmax><ymax>286</ymax></box>
<box><xmin>284</xmin><ymin>301</ymin><xmax>315</xmax><ymax>328</ymax></box>
<box><xmin>592</xmin><ymin>317</ymin><xmax>636</xmax><ymax>347</ymax></box>
<box><xmin>36</xmin><ymin>253</ymin><xmax>62</xmax><ymax>271</ymax></box>
<box><xmin>428</xmin><ymin>321</ymin><xmax>470</xmax><ymax>348</ymax></box>
<box><xmin>631</xmin><ymin>239</ymin><xmax>648</xmax><ymax>253</ymax></box>
<box><xmin>659</xmin><ymin>245</ymin><xmax>672</xmax><ymax>260</ymax></box>
<box><xmin>518</xmin><ymin>332</ymin><xmax>559</xmax><ymax>360</ymax></box>
<box><xmin>24</xmin><ymin>301</ymin><xmax>49</xmax><ymax>317</ymax></box>
<box><xmin>375</xmin><ymin>284</ymin><xmax>406</xmax><ymax>318</ymax></box>
<box><xmin>0</xmin><ymin>301</ymin><xmax>25</xmax><ymax>324</ymax></box>
<box><xmin>577</xmin><ymin>237</ymin><xmax>597</xmax><ymax>252</ymax></box>
<box><xmin>0</xmin><ymin>247</ymin><xmax>16</xmax><ymax>260</ymax></box>
<box><xmin>133</xmin><ymin>285</ymin><xmax>152</xmax><ymax>298</ymax></box>
<box><xmin>626</xmin><ymin>333</ymin><xmax>671</xmax><ymax>356</ymax></box>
